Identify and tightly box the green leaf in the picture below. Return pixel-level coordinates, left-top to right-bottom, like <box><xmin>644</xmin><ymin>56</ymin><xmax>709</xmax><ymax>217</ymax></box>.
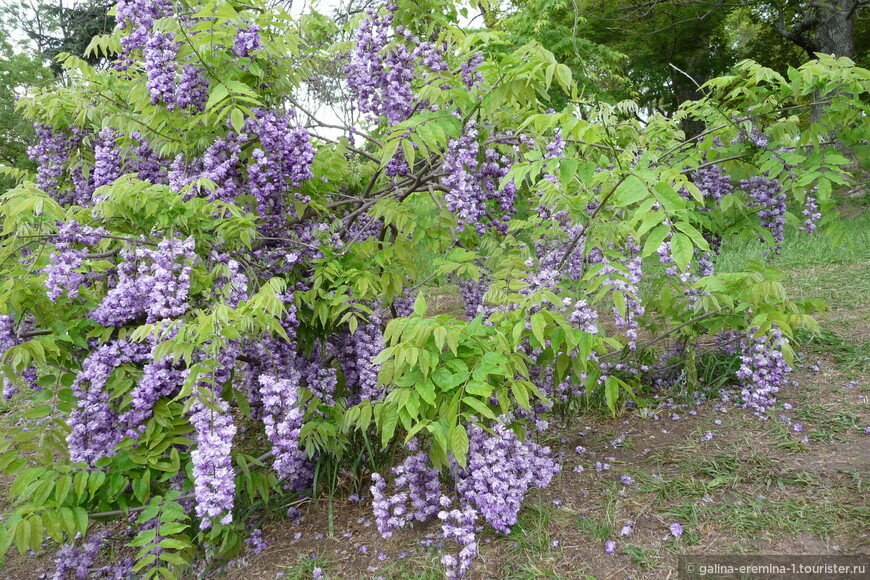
<box><xmin>511</xmin><ymin>381</ymin><xmax>530</xmax><ymax>410</ymax></box>
<box><xmin>230</xmin><ymin>108</ymin><xmax>245</xmax><ymax>133</ymax></box>
<box><xmin>14</xmin><ymin>518</ymin><xmax>31</xmax><ymax>555</ymax></box>
<box><xmin>159</xmin><ymin>551</ymin><xmax>190</xmax><ymax>566</ymax></box>
<box><xmin>28</xmin><ymin>516</ymin><xmax>43</xmax><ymax>552</ymax></box>
<box><xmin>417</xmin><ymin>379</ymin><xmax>436</xmax><ymax>405</ymax></box>
<box><xmin>128</xmin><ymin>528</ymin><xmax>158</xmax><ymax>547</ymax></box>
<box><xmin>449</xmin><ymin>424</ymin><xmax>469</xmax><ymax>468</ymax></box>
<box><xmin>433</xmin><ymin>326</ymin><xmax>447</xmax><ymax>352</ymax></box>
<box><xmin>462</xmin><ymin>396</ymin><xmax>497</xmax><ymax>421</ymax></box>
<box><xmin>604</xmin><ymin>376</ymin><xmax>619</xmax><ymax>415</ymax></box>
<box><xmin>612</xmin><ymin>290</ymin><xmax>626</xmax><ymax>319</ymax></box>
<box><xmin>132</xmin><ymin>555</ymin><xmax>158</xmax><ymax>572</ymax></box>
<box><xmin>612</xmin><ymin>175</ymin><xmax>648</xmax><ymax>206</ymax></box>
<box><xmin>158</xmin><ymin>537</ymin><xmax>192</xmax><ymax>550</ymax></box>
<box><xmin>73</xmin><ymin>507</ymin><xmax>89</xmax><ymax>535</ymax></box>
<box><xmin>10</xmin><ymin>468</ymin><xmax>44</xmax><ymax>497</ymax></box>
<box><xmin>642</xmin><ymin>225</ymin><xmax>670</xmax><ymax>257</ymax></box>
<box><xmin>205</xmin><ymin>83</ymin><xmax>229</xmax><ymax>110</ymax></box>
<box><xmin>88</xmin><ymin>471</ymin><xmax>106</xmax><ymax>500</ymax></box>
<box><xmin>55</xmin><ymin>475</ymin><xmax>71</xmax><ymax>505</ymax></box>
<box><xmin>675</xmin><ymin>222</ymin><xmax>710</xmax><ymax>251</ymax></box>
<box><xmin>381</xmin><ymin>410</ymin><xmax>399</xmax><ymax>448</ymax></box>
<box><xmin>670</xmin><ymin>233</ymin><xmax>693</xmax><ymax>271</ymax></box>
<box><xmin>59</xmin><ymin>507</ymin><xmax>76</xmax><ymax>535</ymax></box>
<box><xmin>73</xmin><ymin>471</ymin><xmax>88</xmax><ymax>501</ymax></box>
<box><xmin>402</xmin><ymin>139</ymin><xmax>416</xmax><ymax>170</ymax></box>
<box><xmin>22</xmin><ymin>405</ymin><xmax>52</xmax><ymax>419</ymax></box>
<box><xmin>530</xmin><ymin>312</ymin><xmax>547</xmax><ymax>345</ymax></box>
<box><xmin>158</xmin><ymin>522</ymin><xmax>189</xmax><ymax>536</ymax></box>
<box><xmin>413</xmin><ymin>293</ymin><xmax>427</xmax><ymax>316</ymax></box>
<box><xmin>465</xmin><ymin>380</ymin><xmax>493</xmax><ymax>397</ymax></box>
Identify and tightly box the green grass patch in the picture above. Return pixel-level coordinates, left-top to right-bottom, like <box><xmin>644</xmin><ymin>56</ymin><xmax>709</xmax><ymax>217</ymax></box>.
<box><xmin>621</xmin><ymin>544</ymin><xmax>664</xmax><ymax>570</ymax></box>
<box><xmin>794</xmin><ymin>328</ymin><xmax>870</xmax><ymax>372</ymax></box>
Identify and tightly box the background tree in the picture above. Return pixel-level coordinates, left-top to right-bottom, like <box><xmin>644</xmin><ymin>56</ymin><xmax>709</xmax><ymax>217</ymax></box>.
<box><xmin>0</xmin><ymin>18</ymin><xmax>50</xmax><ymax>190</ymax></box>
<box><xmin>0</xmin><ymin>0</ymin><xmax>115</xmax><ymax>75</ymax></box>
<box><xmin>500</xmin><ymin>0</ymin><xmax>869</xmax><ymax>133</ymax></box>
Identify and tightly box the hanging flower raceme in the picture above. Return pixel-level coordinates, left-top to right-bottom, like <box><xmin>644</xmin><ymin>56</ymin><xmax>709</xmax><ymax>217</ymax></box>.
<box><xmin>737</xmin><ymin>327</ymin><xmax>791</xmax><ymax>414</ymax></box>
<box><xmin>89</xmin><ymin>236</ymin><xmax>196</xmax><ymax>326</ymax></box>
<box><xmin>0</xmin><ymin>315</ymin><xmax>39</xmax><ymax>399</ymax></box>
<box><xmin>334</xmin><ymin>302</ymin><xmax>385</xmax><ymax>403</ymax></box>
<box><xmin>44</xmin><ymin>220</ymin><xmax>108</xmax><ymax>301</ymax></box>
<box><xmin>67</xmin><ymin>340</ymin><xmax>152</xmax><ymax>465</ymax></box>
<box><xmin>244</xmin><ymin>109</ymin><xmax>316</xmax><ymax>227</ymax></box>
<box><xmin>346</xmin><ymin>3</ymin><xmax>447</xmax><ymax>125</ymax></box>
<box><xmin>189</xmin><ymin>381</ymin><xmax>237</xmax><ymax>529</ymax></box>
<box><xmin>454</xmin><ymin>420</ymin><xmax>560</xmax><ymax>534</ymax></box>
<box><xmin>741</xmin><ymin>175</ymin><xmax>786</xmax><ymax>255</ymax></box>
<box><xmin>257</xmin><ymin>373</ymin><xmax>310</xmax><ymax>491</ymax></box>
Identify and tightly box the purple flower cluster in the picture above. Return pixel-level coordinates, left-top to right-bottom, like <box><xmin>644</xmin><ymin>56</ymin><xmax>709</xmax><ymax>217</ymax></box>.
<box><xmin>120</xmin><ymin>354</ymin><xmax>188</xmax><ymax>437</ymax></box>
<box><xmin>130</xmin><ymin>131</ymin><xmax>169</xmax><ymax>184</ymax></box>
<box><xmin>438</xmin><ymin>500</ymin><xmax>478</xmax><ymax>579</ymax></box>
<box><xmin>479</xmin><ymin>147</ymin><xmax>519</xmax><ymax>233</ymax></box>
<box><xmin>0</xmin><ymin>316</ymin><xmax>16</xmax><ymax>395</ymax></box>
<box><xmin>533</xmin><ymin>208</ymin><xmax>586</xmax><ymax>282</ymax></box>
<box><xmin>346</xmin><ymin>4</ymin><xmax>447</xmax><ymax>124</ymax></box>
<box><xmin>799</xmin><ymin>190</ymin><xmax>822</xmax><ymax>234</ymax></box>
<box><xmin>93</xmin><ymin>128</ymin><xmax>121</xmax><ymax>192</ymax></box>
<box><xmin>461</xmin><ymin>51</ymin><xmax>484</xmax><ymax>89</ymax></box>
<box><xmin>176</xmin><ymin>64</ymin><xmax>209</xmax><ymax>112</ymax></box>
<box><xmin>370</xmin><ymin>419</ymin><xmax>557</xmax><ymax>577</ymax></box>
<box><xmin>565</xmin><ymin>297</ymin><xmax>599</xmax><ymax>334</ymax></box>
<box><xmin>189</xmin><ymin>384</ymin><xmax>237</xmax><ymax>529</ymax></box>
<box><xmin>89</xmin><ymin>251</ymin><xmax>146</xmax><ymax>326</ymax></box>
<box><xmin>0</xmin><ymin>315</ymin><xmax>36</xmax><ymax>399</ymax></box>
<box><xmin>26</xmin><ymin>127</ymin><xmax>97</xmax><ymax>206</ymax></box>
<box><xmin>440</xmin><ymin>123</ymin><xmax>519</xmax><ymax>235</ymax></box>
<box><xmin>457</xmin><ymin>274</ymin><xmax>489</xmax><ymax>319</ymax></box>
<box><xmin>51</xmin><ymin>531</ymin><xmax>132</xmax><ymax>580</ymax></box>
<box><xmin>90</xmin><ymin>236</ymin><xmax>196</xmax><ymax>326</ymax></box>
<box><xmin>244</xmin><ymin>109</ymin><xmax>316</xmax><ymax>225</ymax></box>
<box><xmin>682</xmin><ymin>163</ymin><xmax>732</xmax><ymax>210</ymax></box>
<box><xmin>27</xmin><ymin>125</ymin><xmax>70</xmax><ymax>201</ymax></box>
<box><xmin>234</xmin><ymin>23</ymin><xmax>263</xmax><ymax>57</ymax></box>
<box><xmin>116</xmin><ymin>0</ymin><xmax>211</xmax><ymax>111</ymax></box>
<box><xmin>443</xmin><ymin>123</ymin><xmax>484</xmax><ymax>233</ymax></box>
<box><xmin>740</xmin><ymin>175</ymin><xmax>786</xmax><ymax>254</ymax></box>
<box><xmin>44</xmin><ymin>220</ymin><xmax>108</xmax><ymax>301</ymax></box>
<box><xmin>144</xmin><ymin>32</ymin><xmax>180</xmax><ymax>107</ymax></box>
<box><xmin>736</xmin><ymin>327</ymin><xmax>790</xmax><ymax>414</ymax></box>
<box><xmin>170</xmin><ymin>133</ymin><xmax>245</xmax><ymax>202</ymax></box>
<box><xmin>453</xmin><ymin>421</ymin><xmax>559</xmax><ymax>534</ymax></box>
<box><xmin>115</xmin><ymin>0</ymin><xmax>173</xmax><ymax>63</ymax></box>
<box><xmin>334</xmin><ymin>304</ymin><xmax>384</xmax><ymax>402</ymax></box>
<box><xmin>370</xmin><ymin>441</ymin><xmax>441</xmax><ymax>538</ymax></box>
<box><xmin>392</xmin><ymin>286</ymin><xmax>416</xmax><ymax>318</ymax></box>
<box><xmin>147</xmin><ymin>236</ymin><xmax>196</xmax><ymax>320</ymax></box>
<box><xmin>591</xmin><ymin>243</ymin><xmax>644</xmax><ymax>349</ymax></box>
<box><xmin>257</xmin><ymin>374</ymin><xmax>310</xmax><ymax>491</ymax></box>
<box><xmin>67</xmin><ymin>340</ymin><xmax>151</xmax><ymax>465</ymax></box>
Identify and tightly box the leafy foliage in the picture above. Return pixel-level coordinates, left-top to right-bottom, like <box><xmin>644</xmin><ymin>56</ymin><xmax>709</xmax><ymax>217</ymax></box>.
<box><xmin>0</xmin><ymin>0</ymin><xmax>867</xmax><ymax>577</ymax></box>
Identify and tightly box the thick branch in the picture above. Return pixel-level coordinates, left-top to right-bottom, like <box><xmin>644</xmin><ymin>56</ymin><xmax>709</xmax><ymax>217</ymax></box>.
<box><xmin>775</xmin><ymin>8</ymin><xmax>820</xmax><ymax>53</ymax></box>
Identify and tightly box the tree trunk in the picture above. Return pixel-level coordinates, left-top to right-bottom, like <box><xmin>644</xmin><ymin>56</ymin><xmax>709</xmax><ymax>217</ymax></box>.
<box><xmin>815</xmin><ymin>0</ymin><xmax>855</xmax><ymax>58</ymax></box>
<box><xmin>810</xmin><ymin>0</ymin><xmax>856</xmax><ymax>124</ymax></box>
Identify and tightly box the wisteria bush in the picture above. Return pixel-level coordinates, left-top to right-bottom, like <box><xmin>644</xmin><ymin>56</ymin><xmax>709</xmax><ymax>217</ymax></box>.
<box><xmin>0</xmin><ymin>0</ymin><xmax>868</xmax><ymax>577</ymax></box>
